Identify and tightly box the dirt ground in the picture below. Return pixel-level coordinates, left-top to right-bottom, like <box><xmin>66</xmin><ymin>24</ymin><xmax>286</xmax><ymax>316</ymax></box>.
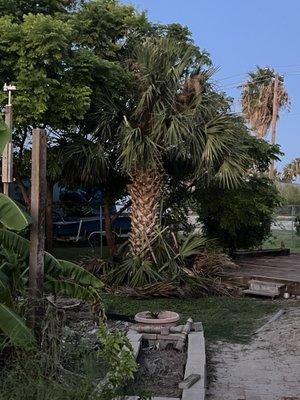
<box><xmin>128</xmin><ymin>342</ymin><xmax>187</xmax><ymax>398</ymax></box>
<box><xmin>207</xmin><ymin>306</ymin><xmax>300</xmax><ymax>400</ymax></box>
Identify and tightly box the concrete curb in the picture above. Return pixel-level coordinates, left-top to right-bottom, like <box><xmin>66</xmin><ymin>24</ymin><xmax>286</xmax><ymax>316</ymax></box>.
<box><xmin>182</xmin><ymin>331</ymin><xmax>206</xmax><ymax>400</ymax></box>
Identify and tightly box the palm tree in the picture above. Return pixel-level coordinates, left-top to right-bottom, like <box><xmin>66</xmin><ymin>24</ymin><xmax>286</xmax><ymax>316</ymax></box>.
<box><xmin>283</xmin><ymin>158</ymin><xmax>300</xmax><ymax>182</ymax></box>
<box><xmin>241</xmin><ymin>67</ymin><xmax>289</xmax><ymax>139</ymax></box>
<box><xmin>115</xmin><ymin>38</ymin><xmax>248</xmax><ymax>259</ymax></box>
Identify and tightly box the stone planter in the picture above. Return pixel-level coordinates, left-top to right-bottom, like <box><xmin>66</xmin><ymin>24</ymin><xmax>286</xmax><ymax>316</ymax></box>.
<box><xmin>134</xmin><ymin>310</ymin><xmax>180</xmax><ymax>327</ymax></box>
<box><xmin>126</xmin><ymin>320</ymin><xmax>206</xmax><ymax>400</ymax></box>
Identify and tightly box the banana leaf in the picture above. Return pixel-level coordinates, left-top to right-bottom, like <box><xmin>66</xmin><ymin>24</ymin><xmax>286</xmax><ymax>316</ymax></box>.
<box><xmin>0</xmin><ymin>230</ymin><xmax>30</xmax><ymax>259</ymax></box>
<box><xmin>0</xmin><ymin>268</ymin><xmax>12</xmax><ymax>306</ymax></box>
<box><xmin>0</xmin><ymin>303</ymin><xmax>35</xmax><ymax>349</ymax></box>
<box><xmin>0</xmin><ymin>194</ymin><xmax>31</xmax><ymax>231</ymax></box>
<box><xmin>44</xmin><ymin>277</ymin><xmax>101</xmax><ymax>301</ymax></box>
<box><xmin>0</xmin><ymin>230</ymin><xmax>103</xmax><ymax>291</ymax></box>
<box><xmin>57</xmin><ymin>259</ymin><xmax>103</xmax><ymax>289</ymax></box>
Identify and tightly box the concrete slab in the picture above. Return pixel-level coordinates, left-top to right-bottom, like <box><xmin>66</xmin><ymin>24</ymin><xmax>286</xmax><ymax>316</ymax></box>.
<box><xmin>182</xmin><ymin>331</ymin><xmax>206</xmax><ymax>400</ymax></box>
<box><xmin>126</xmin><ymin>330</ymin><xmax>142</xmax><ymax>359</ymax></box>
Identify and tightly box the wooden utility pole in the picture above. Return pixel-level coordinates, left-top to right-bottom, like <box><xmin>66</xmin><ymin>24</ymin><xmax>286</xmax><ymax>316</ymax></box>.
<box><xmin>269</xmin><ymin>74</ymin><xmax>279</xmax><ymax>179</ymax></box>
<box><xmin>29</xmin><ymin>128</ymin><xmax>47</xmax><ymax>329</ymax></box>
<box><xmin>2</xmin><ymin>105</ymin><xmax>13</xmax><ymax>196</ymax></box>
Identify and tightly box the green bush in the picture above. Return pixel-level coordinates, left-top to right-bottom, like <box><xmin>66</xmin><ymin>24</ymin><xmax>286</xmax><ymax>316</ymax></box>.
<box><xmin>0</xmin><ymin>324</ymin><xmax>137</xmax><ymax>400</ymax></box>
<box><xmin>279</xmin><ymin>183</ymin><xmax>300</xmax><ymax>205</ymax></box>
<box><xmin>195</xmin><ymin>175</ymin><xmax>282</xmax><ymax>252</ymax></box>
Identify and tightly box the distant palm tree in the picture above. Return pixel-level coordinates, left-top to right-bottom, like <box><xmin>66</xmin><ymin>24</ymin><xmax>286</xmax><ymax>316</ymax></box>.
<box><xmin>283</xmin><ymin>158</ymin><xmax>300</xmax><ymax>182</ymax></box>
<box><xmin>241</xmin><ymin>67</ymin><xmax>289</xmax><ymax>139</ymax></box>
<box><xmin>115</xmin><ymin>38</ymin><xmax>248</xmax><ymax>259</ymax></box>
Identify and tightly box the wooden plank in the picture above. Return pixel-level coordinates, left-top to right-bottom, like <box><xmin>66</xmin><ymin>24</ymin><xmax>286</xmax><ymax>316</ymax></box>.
<box><xmin>238</xmin><ymin>265</ymin><xmax>298</xmax><ymax>273</ymax></box>
<box><xmin>179</xmin><ymin>374</ymin><xmax>201</xmax><ymax>389</ymax></box>
<box><xmin>29</xmin><ymin>128</ymin><xmax>47</xmax><ymax>331</ymax></box>
<box><xmin>238</xmin><ymin>262</ymin><xmax>298</xmax><ymax>270</ymax></box>
<box><xmin>2</xmin><ymin>105</ymin><xmax>13</xmax><ymax>195</ymax></box>
<box><xmin>238</xmin><ymin>258</ymin><xmax>300</xmax><ymax>267</ymax></box>
<box><xmin>236</xmin><ymin>273</ymin><xmax>300</xmax><ymax>283</ymax></box>
<box><xmin>225</xmin><ymin>254</ymin><xmax>300</xmax><ymax>287</ymax></box>
<box><xmin>243</xmin><ymin>270</ymin><xmax>300</xmax><ymax>280</ymax></box>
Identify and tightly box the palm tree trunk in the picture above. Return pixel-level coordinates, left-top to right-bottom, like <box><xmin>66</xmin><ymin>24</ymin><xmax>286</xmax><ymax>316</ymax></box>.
<box><xmin>128</xmin><ymin>169</ymin><xmax>163</xmax><ymax>259</ymax></box>
<box><xmin>46</xmin><ymin>182</ymin><xmax>54</xmax><ymax>251</ymax></box>
<box><xmin>103</xmin><ymin>194</ymin><xmax>116</xmax><ymax>257</ymax></box>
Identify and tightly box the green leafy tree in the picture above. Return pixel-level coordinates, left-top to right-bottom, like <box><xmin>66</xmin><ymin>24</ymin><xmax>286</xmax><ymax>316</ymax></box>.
<box><xmin>0</xmin><ymin>0</ymin><xmax>75</xmax><ymax>22</ymax></box>
<box><xmin>0</xmin><ymin>0</ymin><xmax>148</xmax><ymax>251</ymax></box>
<box><xmin>197</xmin><ymin>176</ymin><xmax>282</xmax><ymax>252</ymax></box>
<box><xmin>194</xmin><ymin>137</ymin><xmax>283</xmax><ymax>252</ymax></box>
<box><xmin>0</xmin><ymin>13</ymin><xmax>91</xmax><ymax>128</ymax></box>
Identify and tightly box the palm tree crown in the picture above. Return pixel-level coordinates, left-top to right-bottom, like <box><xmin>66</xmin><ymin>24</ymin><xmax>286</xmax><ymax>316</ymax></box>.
<box><xmin>283</xmin><ymin>158</ymin><xmax>300</xmax><ymax>182</ymax></box>
<box><xmin>241</xmin><ymin>67</ymin><xmax>289</xmax><ymax>138</ymax></box>
<box><xmin>119</xmin><ymin>38</ymin><xmax>247</xmax><ymax>187</ymax></box>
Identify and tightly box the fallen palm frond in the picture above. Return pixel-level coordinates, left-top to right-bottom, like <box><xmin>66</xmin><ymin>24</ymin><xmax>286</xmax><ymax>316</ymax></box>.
<box><xmin>92</xmin><ymin>228</ymin><xmax>239</xmax><ymax>298</ymax></box>
<box><xmin>189</xmin><ymin>250</ymin><xmax>237</xmax><ymax>276</ymax></box>
<box><xmin>117</xmin><ymin>282</ymin><xmax>180</xmax><ymax>299</ymax></box>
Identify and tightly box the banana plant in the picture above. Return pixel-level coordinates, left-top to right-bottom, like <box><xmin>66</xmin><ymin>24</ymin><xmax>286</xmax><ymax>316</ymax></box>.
<box><xmin>0</xmin><ymin>120</ymin><xmax>103</xmax><ymax>349</ymax></box>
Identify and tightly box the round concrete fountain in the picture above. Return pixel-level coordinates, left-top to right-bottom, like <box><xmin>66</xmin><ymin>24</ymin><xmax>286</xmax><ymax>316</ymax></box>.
<box><xmin>135</xmin><ymin>310</ymin><xmax>180</xmax><ymax>327</ymax></box>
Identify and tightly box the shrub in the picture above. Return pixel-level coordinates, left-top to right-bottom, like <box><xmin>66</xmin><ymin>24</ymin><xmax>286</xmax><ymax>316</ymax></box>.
<box><xmin>0</xmin><ymin>324</ymin><xmax>137</xmax><ymax>400</ymax></box>
<box><xmin>279</xmin><ymin>183</ymin><xmax>300</xmax><ymax>205</ymax></box>
<box><xmin>195</xmin><ymin>175</ymin><xmax>282</xmax><ymax>252</ymax></box>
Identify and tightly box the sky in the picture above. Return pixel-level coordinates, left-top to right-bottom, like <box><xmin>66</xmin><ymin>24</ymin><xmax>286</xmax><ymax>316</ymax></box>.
<box><xmin>122</xmin><ymin>0</ymin><xmax>300</xmax><ymax>170</ymax></box>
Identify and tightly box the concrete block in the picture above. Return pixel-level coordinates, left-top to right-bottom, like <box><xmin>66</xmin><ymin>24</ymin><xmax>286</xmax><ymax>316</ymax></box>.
<box><xmin>181</xmin><ymin>387</ymin><xmax>205</xmax><ymax>400</ymax></box>
<box><xmin>126</xmin><ymin>331</ymin><xmax>142</xmax><ymax>359</ymax></box>
<box><xmin>193</xmin><ymin>322</ymin><xmax>203</xmax><ymax>332</ymax></box>
<box><xmin>158</xmin><ymin>333</ymin><xmax>185</xmax><ymax>341</ymax></box>
<box><xmin>161</xmin><ymin>327</ymin><xmax>170</xmax><ymax>335</ymax></box>
<box><xmin>142</xmin><ymin>333</ymin><xmax>157</xmax><ymax>340</ymax></box>
<box><xmin>131</xmin><ymin>340</ymin><xmax>141</xmax><ymax>359</ymax></box>
<box><xmin>127</xmin><ymin>331</ymin><xmax>142</xmax><ymax>343</ymax></box>
<box><xmin>182</xmin><ymin>331</ymin><xmax>206</xmax><ymax>400</ymax></box>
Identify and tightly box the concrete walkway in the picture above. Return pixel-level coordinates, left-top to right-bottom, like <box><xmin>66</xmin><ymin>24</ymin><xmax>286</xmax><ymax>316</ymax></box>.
<box><xmin>207</xmin><ymin>307</ymin><xmax>300</xmax><ymax>400</ymax></box>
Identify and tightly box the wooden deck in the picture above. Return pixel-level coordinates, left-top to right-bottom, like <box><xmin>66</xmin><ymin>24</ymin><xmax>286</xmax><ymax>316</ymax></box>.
<box><xmin>224</xmin><ymin>253</ymin><xmax>300</xmax><ymax>294</ymax></box>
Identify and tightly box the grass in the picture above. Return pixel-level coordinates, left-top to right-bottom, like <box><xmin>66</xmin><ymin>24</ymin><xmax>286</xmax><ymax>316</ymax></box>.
<box><xmin>52</xmin><ymin>245</ymin><xmax>110</xmax><ymax>261</ymax></box>
<box><xmin>263</xmin><ymin>229</ymin><xmax>300</xmax><ymax>253</ymax></box>
<box><xmin>103</xmin><ymin>294</ymin><xmax>295</xmax><ymax>344</ymax></box>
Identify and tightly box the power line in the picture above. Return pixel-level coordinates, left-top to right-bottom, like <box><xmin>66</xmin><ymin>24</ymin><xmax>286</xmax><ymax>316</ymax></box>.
<box><xmin>213</xmin><ymin>69</ymin><xmax>300</xmax><ymax>91</ymax></box>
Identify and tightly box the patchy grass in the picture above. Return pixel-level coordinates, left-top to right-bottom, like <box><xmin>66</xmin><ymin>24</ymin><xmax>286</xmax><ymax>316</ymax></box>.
<box><xmin>263</xmin><ymin>229</ymin><xmax>300</xmax><ymax>252</ymax></box>
<box><xmin>52</xmin><ymin>245</ymin><xmax>110</xmax><ymax>261</ymax></box>
<box><xmin>103</xmin><ymin>294</ymin><xmax>298</xmax><ymax>344</ymax></box>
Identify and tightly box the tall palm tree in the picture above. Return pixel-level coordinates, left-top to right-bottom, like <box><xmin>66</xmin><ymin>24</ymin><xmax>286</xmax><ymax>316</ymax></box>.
<box><xmin>241</xmin><ymin>67</ymin><xmax>289</xmax><ymax>139</ymax></box>
<box><xmin>283</xmin><ymin>158</ymin><xmax>300</xmax><ymax>182</ymax></box>
<box><xmin>115</xmin><ymin>38</ymin><xmax>248</xmax><ymax>259</ymax></box>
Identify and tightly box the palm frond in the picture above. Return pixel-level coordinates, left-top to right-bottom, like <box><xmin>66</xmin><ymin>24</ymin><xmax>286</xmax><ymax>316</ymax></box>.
<box><xmin>63</xmin><ymin>137</ymin><xmax>109</xmax><ymax>186</ymax></box>
<box><xmin>120</xmin><ymin>123</ymin><xmax>160</xmax><ymax>172</ymax></box>
<box><xmin>241</xmin><ymin>66</ymin><xmax>289</xmax><ymax>137</ymax></box>
<box><xmin>178</xmin><ymin>234</ymin><xmax>209</xmax><ymax>258</ymax></box>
